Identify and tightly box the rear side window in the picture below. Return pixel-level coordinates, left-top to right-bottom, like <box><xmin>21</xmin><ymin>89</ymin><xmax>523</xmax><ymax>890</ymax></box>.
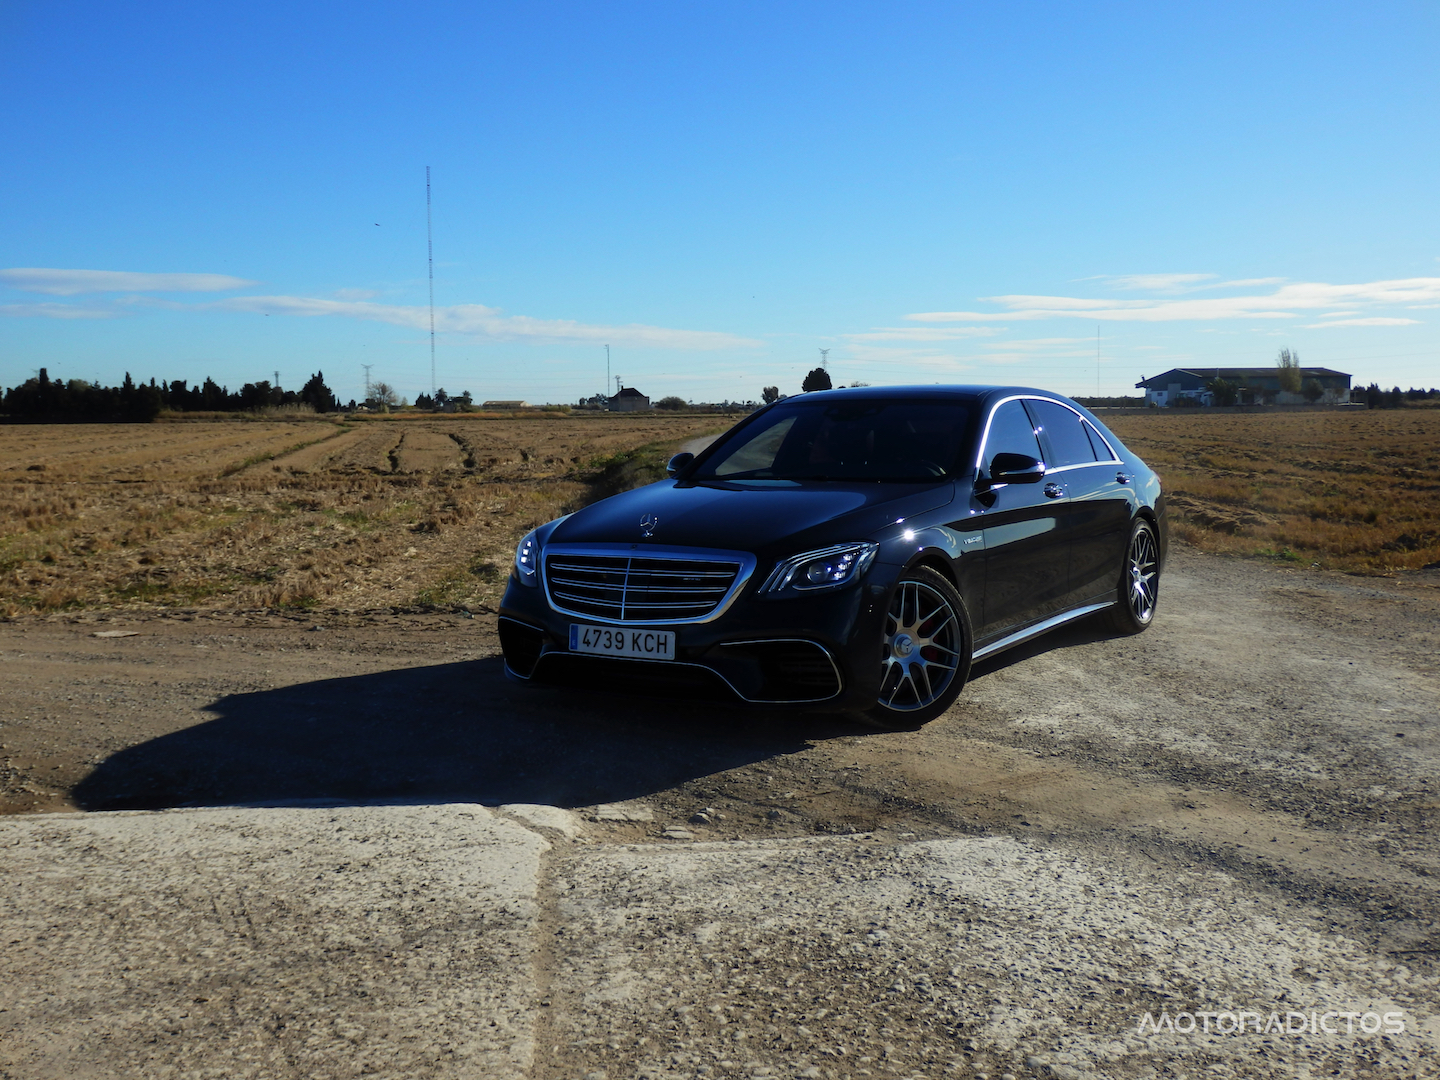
<box><xmin>1025</xmin><ymin>399</ymin><xmax>1098</xmax><ymax>467</ymax></box>
<box><xmin>1083</xmin><ymin>419</ymin><xmax>1117</xmax><ymax>462</ymax></box>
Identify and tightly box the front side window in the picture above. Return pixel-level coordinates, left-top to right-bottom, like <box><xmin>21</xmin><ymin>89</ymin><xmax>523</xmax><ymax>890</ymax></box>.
<box><xmin>979</xmin><ymin>399</ymin><xmax>1043</xmax><ymax>468</ymax></box>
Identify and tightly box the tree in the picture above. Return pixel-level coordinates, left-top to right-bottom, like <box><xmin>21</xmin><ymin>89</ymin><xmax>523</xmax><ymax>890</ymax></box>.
<box><xmin>1276</xmin><ymin>348</ymin><xmax>1302</xmax><ymax>394</ymax></box>
<box><xmin>300</xmin><ymin>370</ymin><xmax>338</xmax><ymax>413</ymax></box>
<box><xmin>1207</xmin><ymin>377</ymin><xmax>1238</xmax><ymax>407</ymax></box>
<box><xmin>801</xmin><ymin>367</ymin><xmax>833</xmax><ymax>392</ymax></box>
<box><xmin>368</xmin><ymin>382</ymin><xmax>398</xmax><ymax>412</ymax></box>
<box><xmin>1302</xmin><ymin>378</ymin><xmax>1324</xmax><ymax>404</ymax></box>
<box><xmin>761</xmin><ymin>386</ymin><xmax>780</xmax><ymax>404</ymax></box>
<box><xmin>654</xmin><ymin>395</ymin><xmax>688</xmax><ymax>410</ymax></box>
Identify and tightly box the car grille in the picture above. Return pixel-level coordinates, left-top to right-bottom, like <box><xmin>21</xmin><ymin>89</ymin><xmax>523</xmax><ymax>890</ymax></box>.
<box><xmin>544</xmin><ymin>551</ymin><xmax>743</xmax><ymax>622</ymax></box>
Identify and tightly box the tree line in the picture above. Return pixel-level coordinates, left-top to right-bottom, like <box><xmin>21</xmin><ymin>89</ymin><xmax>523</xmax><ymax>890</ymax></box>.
<box><xmin>2</xmin><ymin>368</ymin><xmax>341</xmax><ymax>422</ymax></box>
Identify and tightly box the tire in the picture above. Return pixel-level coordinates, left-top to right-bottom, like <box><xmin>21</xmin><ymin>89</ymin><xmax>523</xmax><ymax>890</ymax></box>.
<box><xmin>866</xmin><ymin>565</ymin><xmax>972</xmax><ymax>728</ymax></box>
<box><xmin>1103</xmin><ymin>518</ymin><xmax>1160</xmax><ymax>635</ymax></box>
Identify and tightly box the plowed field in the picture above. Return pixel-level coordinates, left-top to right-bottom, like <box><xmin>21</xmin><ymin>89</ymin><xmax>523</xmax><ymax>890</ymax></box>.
<box><xmin>0</xmin><ymin>414</ymin><xmax>730</xmax><ymax>614</ymax></box>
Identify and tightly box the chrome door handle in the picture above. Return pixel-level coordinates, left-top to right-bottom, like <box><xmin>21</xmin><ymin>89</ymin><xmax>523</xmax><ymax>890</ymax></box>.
<box><xmin>1116</xmin><ymin>472</ymin><xmax>1133</xmax><ymax>484</ymax></box>
<box><xmin>1043</xmin><ymin>482</ymin><xmax>1064</xmax><ymax>498</ymax></box>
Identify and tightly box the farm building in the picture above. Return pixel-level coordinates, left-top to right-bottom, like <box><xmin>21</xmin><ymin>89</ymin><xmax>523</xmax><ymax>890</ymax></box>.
<box><xmin>608</xmin><ymin>386</ymin><xmax>651</xmax><ymax>412</ymax></box>
<box><xmin>482</xmin><ymin>400</ymin><xmax>529</xmax><ymax>409</ymax></box>
<box><xmin>1135</xmin><ymin>367</ymin><xmax>1351</xmax><ymax>407</ymax></box>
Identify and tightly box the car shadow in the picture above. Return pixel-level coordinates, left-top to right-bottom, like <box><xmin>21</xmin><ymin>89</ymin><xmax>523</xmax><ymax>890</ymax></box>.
<box><xmin>73</xmin><ymin>658</ymin><xmax>843</xmax><ymax>812</ymax></box>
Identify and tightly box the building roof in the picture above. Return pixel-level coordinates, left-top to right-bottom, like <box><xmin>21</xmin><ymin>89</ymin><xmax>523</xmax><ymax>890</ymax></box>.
<box><xmin>611</xmin><ymin>387</ymin><xmax>647</xmax><ymax>399</ymax></box>
<box><xmin>1136</xmin><ymin>366</ymin><xmax>1350</xmax><ymax>388</ymax></box>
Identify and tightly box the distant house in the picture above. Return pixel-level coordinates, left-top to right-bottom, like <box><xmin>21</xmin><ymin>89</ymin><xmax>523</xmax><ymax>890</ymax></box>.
<box><xmin>1135</xmin><ymin>367</ymin><xmax>1351</xmax><ymax>407</ymax></box>
<box><xmin>608</xmin><ymin>386</ymin><xmax>651</xmax><ymax>412</ymax></box>
<box><xmin>482</xmin><ymin>400</ymin><xmax>529</xmax><ymax>409</ymax></box>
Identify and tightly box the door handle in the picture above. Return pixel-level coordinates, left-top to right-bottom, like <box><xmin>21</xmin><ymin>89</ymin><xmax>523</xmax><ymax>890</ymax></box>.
<box><xmin>1043</xmin><ymin>482</ymin><xmax>1065</xmax><ymax>498</ymax></box>
<box><xmin>1116</xmin><ymin>472</ymin><xmax>1133</xmax><ymax>484</ymax></box>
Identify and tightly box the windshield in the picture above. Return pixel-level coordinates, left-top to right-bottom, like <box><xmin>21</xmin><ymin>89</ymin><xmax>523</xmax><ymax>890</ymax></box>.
<box><xmin>693</xmin><ymin>398</ymin><xmax>974</xmax><ymax>482</ymax></box>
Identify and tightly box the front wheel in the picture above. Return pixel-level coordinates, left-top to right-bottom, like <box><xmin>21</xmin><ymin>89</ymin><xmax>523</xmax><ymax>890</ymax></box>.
<box><xmin>866</xmin><ymin>566</ymin><xmax>972</xmax><ymax>728</ymax></box>
<box><xmin>1103</xmin><ymin>518</ymin><xmax>1160</xmax><ymax>634</ymax></box>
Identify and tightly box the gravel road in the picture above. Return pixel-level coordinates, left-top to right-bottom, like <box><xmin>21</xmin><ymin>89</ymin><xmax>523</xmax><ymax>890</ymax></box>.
<box><xmin>2</xmin><ymin>544</ymin><xmax>1438</xmax><ymax>1078</ymax></box>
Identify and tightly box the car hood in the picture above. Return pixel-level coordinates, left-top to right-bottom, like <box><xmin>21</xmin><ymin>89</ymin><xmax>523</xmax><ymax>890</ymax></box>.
<box><xmin>549</xmin><ymin>479</ymin><xmax>955</xmax><ymax>552</ymax></box>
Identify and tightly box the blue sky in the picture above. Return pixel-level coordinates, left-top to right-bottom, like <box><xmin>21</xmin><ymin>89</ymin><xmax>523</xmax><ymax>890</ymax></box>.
<box><xmin>2</xmin><ymin>1</ymin><xmax>1437</xmax><ymax>405</ymax></box>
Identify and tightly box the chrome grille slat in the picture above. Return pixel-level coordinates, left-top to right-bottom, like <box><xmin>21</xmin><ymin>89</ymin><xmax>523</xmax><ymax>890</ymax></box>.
<box><xmin>543</xmin><ymin>548</ymin><xmax>745</xmax><ymax>623</ymax></box>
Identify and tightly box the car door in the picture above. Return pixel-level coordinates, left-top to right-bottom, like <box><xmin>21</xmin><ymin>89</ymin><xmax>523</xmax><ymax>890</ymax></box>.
<box><xmin>1026</xmin><ymin>398</ymin><xmax>1133</xmax><ymax>607</ymax></box>
<box><xmin>972</xmin><ymin>398</ymin><xmax>1070</xmax><ymax>642</ymax></box>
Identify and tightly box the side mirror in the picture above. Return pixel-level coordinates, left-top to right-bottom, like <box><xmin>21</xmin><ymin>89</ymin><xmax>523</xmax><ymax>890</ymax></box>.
<box><xmin>666</xmin><ymin>452</ymin><xmax>695</xmax><ymax>478</ymax></box>
<box><xmin>986</xmin><ymin>452</ymin><xmax>1045</xmax><ymax>486</ymax></box>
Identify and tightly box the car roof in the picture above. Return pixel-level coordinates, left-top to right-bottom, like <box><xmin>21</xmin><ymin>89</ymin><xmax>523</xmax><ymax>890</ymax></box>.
<box><xmin>781</xmin><ymin>384</ymin><xmax>1074</xmax><ymax>406</ymax></box>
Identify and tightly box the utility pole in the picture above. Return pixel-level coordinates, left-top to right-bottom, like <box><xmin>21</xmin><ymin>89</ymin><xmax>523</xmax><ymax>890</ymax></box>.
<box><xmin>1096</xmin><ymin>326</ymin><xmax>1100</xmax><ymax>397</ymax></box>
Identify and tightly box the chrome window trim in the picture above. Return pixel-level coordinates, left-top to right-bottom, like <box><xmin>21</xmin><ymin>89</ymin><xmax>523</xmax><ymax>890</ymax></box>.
<box><xmin>974</xmin><ymin>395</ymin><xmax>1123</xmax><ymax>473</ymax></box>
<box><xmin>540</xmin><ymin>543</ymin><xmax>758</xmax><ymax>625</ymax></box>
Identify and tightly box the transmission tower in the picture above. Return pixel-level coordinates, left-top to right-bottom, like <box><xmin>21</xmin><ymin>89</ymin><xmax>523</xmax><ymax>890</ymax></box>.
<box><xmin>605</xmin><ymin>344</ymin><xmax>611</xmax><ymax>399</ymax></box>
<box><xmin>426</xmin><ymin>166</ymin><xmax>436</xmax><ymax>398</ymax></box>
<box><xmin>361</xmin><ymin>364</ymin><xmax>373</xmax><ymax>400</ymax></box>
<box><xmin>273</xmin><ymin>370</ymin><xmax>281</xmax><ymax>389</ymax></box>
<box><xmin>819</xmin><ymin>348</ymin><xmax>830</xmax><ymax>369</ymax></box>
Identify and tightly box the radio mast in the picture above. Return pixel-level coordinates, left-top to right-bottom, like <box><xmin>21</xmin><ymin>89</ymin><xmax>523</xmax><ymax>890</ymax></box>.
<box><xmin>426</xmin><ymin>166</ymin><xmax>436</xmax><ymax>398</ymax></box>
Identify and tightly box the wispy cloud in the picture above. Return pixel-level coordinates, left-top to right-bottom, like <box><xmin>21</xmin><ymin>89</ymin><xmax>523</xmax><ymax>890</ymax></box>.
<box><xmin>212</xmin><ymin>295</ymin><xmax>760</xmax><ymax>349</ymax></box>
<box><xmin>0</xmin><ymin>302</ymin><xmax>119</xmax><ymax>319</ymax></box>
<box><xmin>1106</xmin><ymin>273</ymin><xmax>1217</xmax><ymax>293</ymax></box>
<box><xmin>847</xmin><ymin>326</ymin><xmax>1002</xmax><ymax>343</ymax></box>
<box><xmin>1301</xmin><ymin>317</ymin><xmax>1420</xmax><ymax>329</ymax></box>
<box><xmin>907</xmin><ymin>277</ymin><xmax>1440</xmax><ymax>324</ymax></box>
<box><xmin>0</xmin><ymin>268</ymin><xmax>256</xmax><ymax>295</ymax></box>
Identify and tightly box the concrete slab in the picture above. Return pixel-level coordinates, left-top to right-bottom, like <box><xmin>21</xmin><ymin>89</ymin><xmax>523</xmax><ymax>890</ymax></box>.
<box><xmin>0</xmin><ymin>804</ymin><xmax>548</xmax><ymax>1080</ymax></box>
<box><xmin>545</xmin><ymin>834</ymin><xmax>1440</xmax><ymax>1080</ymax></box>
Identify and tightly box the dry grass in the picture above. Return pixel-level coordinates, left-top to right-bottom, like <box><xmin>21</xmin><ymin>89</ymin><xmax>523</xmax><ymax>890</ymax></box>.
<box><xmin>0</xmin><ymin>414</ymin><xmax>730</xmax><ymax>614</ymax></box>
<box><xmin>1103</xmin><ymin>407</ymin><xmax>1440</xmax><ymax>572</ymax></box>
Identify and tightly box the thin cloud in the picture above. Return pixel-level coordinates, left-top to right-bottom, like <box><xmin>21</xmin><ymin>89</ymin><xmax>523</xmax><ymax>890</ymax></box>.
<box><xmin>0</xmin><ymin>302</ymin><xmax>119</xmax><ymax>319</ymax></box>
<box><xmin>847</xmin><ymin>326</ymin><xmax>1002</xmax><ymax>343</ymax></box>
<box><xmin>213</xmin><ymin>295</ymin><xmax>760</xmax><ymax>349</ymax></box>
<box><xmin>0</xmin><ymin>268</ymin><xmax>256</xmax><ymax>295</ymax></box>
<box><xmin>1302</xmin><ymin>317</ymin><xmax>1420</xmax><ymax>329</ymax></box>
<box><xmin>1106</xmin><ymin>273</ymin><xmax>1217</xmax><ymax>293</ymax></box>
<box><xmin>907</xmin><ymin>277</ymin><xmax>1440</xmax><ymax>324</ymax></box>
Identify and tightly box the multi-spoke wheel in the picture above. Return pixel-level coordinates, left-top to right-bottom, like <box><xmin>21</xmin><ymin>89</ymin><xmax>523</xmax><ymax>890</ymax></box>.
<box><xmin>1104</xmin><ymin>518</ymin><xmax>1160</xmax><ymax>634</ymax></box>
<box><xmin>867</xmin><ymin>566</ymin><xmax>972</xmax><ymax>728</ymax></box>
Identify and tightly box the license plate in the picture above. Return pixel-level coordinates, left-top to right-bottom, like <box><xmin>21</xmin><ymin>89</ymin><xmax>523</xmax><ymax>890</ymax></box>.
<box><xmin>569</xmin><ymin>624</ymin><xmax>676</xmax><ymax>661</ymax></box>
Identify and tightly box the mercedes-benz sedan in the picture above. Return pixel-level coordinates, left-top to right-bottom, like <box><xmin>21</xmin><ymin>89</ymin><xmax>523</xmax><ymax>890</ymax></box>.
<box><xmin>499</xmin><ymin>385</ymin><xmax>1165</xmax><ymax>726</ymax></box>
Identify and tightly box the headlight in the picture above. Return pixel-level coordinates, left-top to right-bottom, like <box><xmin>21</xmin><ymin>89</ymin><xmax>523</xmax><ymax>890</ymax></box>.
<box><xmin>759</xmin><ymin>542</ymin><xmax>878</xmax><ymax>595</ymax></box>
<box><xmin>514</xmin><ymin>530</ymin><xmax>540</xmax><ymax>586</ymax></box>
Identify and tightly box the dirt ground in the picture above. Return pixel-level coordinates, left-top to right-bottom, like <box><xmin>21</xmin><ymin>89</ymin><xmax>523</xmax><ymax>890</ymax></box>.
<box><xmin>3</xmin><ymin>415</ymin><xmax>1439</xmax><ymax>1076</ymax></box>
<box><xmin>3</xmin><ymin>543</ymin><xmax>1438</xmax><ymax>1001</ymax></box>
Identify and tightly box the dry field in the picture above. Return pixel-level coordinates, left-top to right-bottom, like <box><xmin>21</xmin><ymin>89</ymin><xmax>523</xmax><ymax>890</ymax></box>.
<box><xmin>0</xmin><ymin>413</ymin><xmax>729</xmax><ymax>615</ymax></box>
<box><xmin>1105</xmin><ymin>406</ymin><xmax>1440</xmax><ymax>573</ymax></box>
<box><xmin>3</xmin><ymin>406</ymin><xmax>1436</xmax><ymax>618</ymax></box>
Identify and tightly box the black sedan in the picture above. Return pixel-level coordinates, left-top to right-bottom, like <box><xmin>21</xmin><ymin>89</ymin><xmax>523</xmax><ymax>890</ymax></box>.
<box><xmin>499</xmin><ymin>385</ymin><xmax>1165</xmax><ymax>725</ymax></box>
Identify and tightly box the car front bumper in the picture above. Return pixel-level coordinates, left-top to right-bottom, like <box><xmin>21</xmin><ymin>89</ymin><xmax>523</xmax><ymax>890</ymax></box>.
<box><xmin>498</xmin><ymin>555</ymin><xmax>903</xmax><ymax>713</ymax></box>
